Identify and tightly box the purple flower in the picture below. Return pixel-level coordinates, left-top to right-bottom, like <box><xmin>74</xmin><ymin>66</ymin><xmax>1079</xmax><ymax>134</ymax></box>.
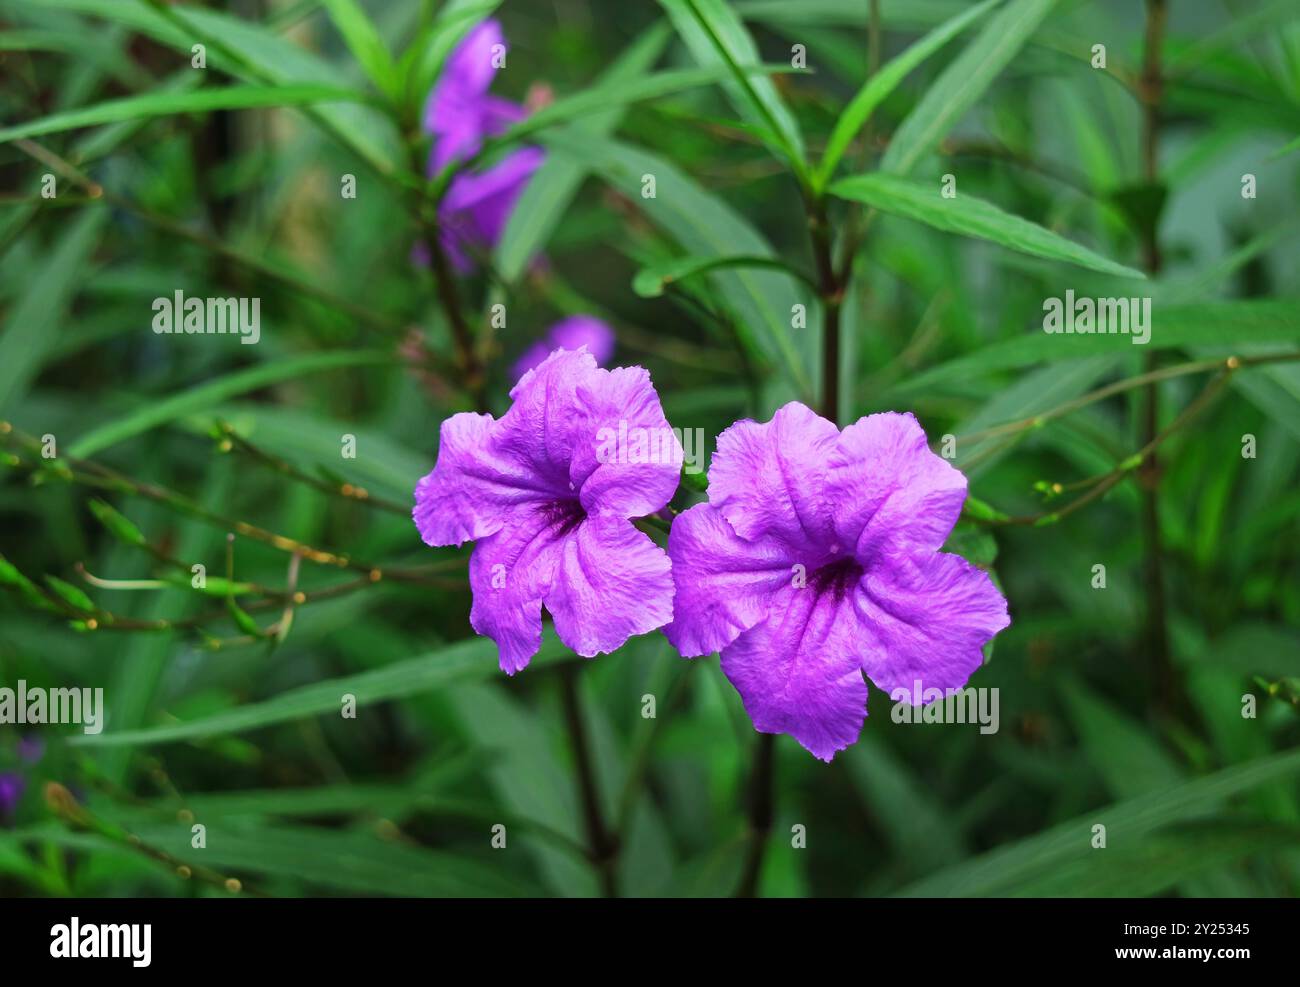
<box><xmin>0</xmin><ymin>772</ymin><xmax>23</xmax><ymax>819</ymax></box>
<box><xmin>513</xmin><ymin>316</ymin><xmax>616</xmax><ymax>380</ymax></box>
<box><xmin>17</xmin><ymin>734</ymin><xmax>44</xmax><ymax>764</ymax></box>
<box><xmin>424</xmin><ymin>19</ymin><xmax>544</xmax><ymax>271</ymax></box>
<box><xmin>413</xmin><ymin>349</ymin><xmax>680</xmax><ymax>673</ymax></box>
<box><xmin>665</xmin><ymin>402</ymin><xmax>1010</xmax><ymax>761</ymax></box>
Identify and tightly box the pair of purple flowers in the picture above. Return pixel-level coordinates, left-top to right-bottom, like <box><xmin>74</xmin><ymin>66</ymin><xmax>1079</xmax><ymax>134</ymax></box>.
<box><xmin>413</xmin><ymin>349</ymin><xmax>1009</xmax><ymax>761</ymax></box>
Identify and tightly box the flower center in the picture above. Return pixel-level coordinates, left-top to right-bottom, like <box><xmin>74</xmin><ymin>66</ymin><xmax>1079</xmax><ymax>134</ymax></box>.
<box><xmin>808</xmin><ymin>556</ymin><xmax>865</xmax><ymax>602</ymax></box>
<box><xmin>541</xmin><ymin>498</ymin><xmax>586</xmax><ymax>537</ymax></box>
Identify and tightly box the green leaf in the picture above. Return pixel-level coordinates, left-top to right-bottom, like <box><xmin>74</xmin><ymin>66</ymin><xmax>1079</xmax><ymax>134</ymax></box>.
<box><xmin>71</xmin><ymin>633</ymin><xmax>566</xmax><ymax>748</ymax></box>
<box><xmin>0</xmin><ymin>210</ymin><xmax>106</xmax><ymax>414</ymax></box>
<box><xmin>1019</xmin><ymin>820</ymin><xmax>1300</xmax><ymax>897</ymax></box>
<box><xmin>542</xmin><ymin>129</ymin><xmax>810</xmax><ymax>394</ymax></box>
<box><xmin>633</xmin><ymin>254</ymin><xmax>813</xmax><ymax>297</ymax></box>
<box><xmin>941</xmin><ymin>521</ymin><xmax>998</xmax><ymax>568</ymax></box>
<box><xmin>659</xmin><ymin>0</ymin><xmax>807</xmax><ymax>174</ymax></box>
<box><xmin>880</xmin><ymin>0</ymin><xmax>1057</xmax><ymax>176</ymax></box>
<box><xmin>112</xmin><ymin>820</ymin><xmax>539</xmax><ymax>896</ymax></box>
<box><xmin>163</xmin><ymin>574</ymin><xmax>257</xmax><ymax>598</ymax></box>
<box><xmin>321</xmin><ymin>0</ymin><xmax>398</xmax><ymax>100</ymax></box>
<box><xmin>401</xmin><ymin>0</ymin><xmax>502</xmax><ymax>118</ymax></box>
<box><xmin>492</xmin><ymin>62</ymin><xmax>797</xmax><ymax>151</ymax></box>
<box><xmin>38</xmin><ymin>0</ymin><xmax>401</xmax><ymax>179</ymax></box>
<box><xmin>0</xmin><ymin>555</ymin><xmax>60</xmax><ymax>612</ymax></box>
<box><xmin>1270</xmin><ymin>133</ymin><xmax>1300</xmax><ymax>159</ymax></box>
<box><xmin>496</xmin><ymin>23</ymin><xmax>670</xmax><ymax>281</ymax></box>
<box><xmin>893</xmin><ymin>300</ymin><xmax>1300</xmax><ymax>396</ymax></box>
<box><xmin>44</xmin><ymin>575</ymin><xmax>95</xmax><ymax>613</ymax></box>
<box><xmin>69</xmin><ymin>351</ymin><xmax>393</xmax><ymax>457</ymax></box>
<box><xmin>225</xmin><ymin>596</ymin><xmax>265</xmax><ymax>638</ymax></box>
<box><xmin>87</xmin><ymin>499</ymin><xmax>146</xmax><ymax>547</ymax></box>
<box><xmin>830</xmin><ymin>173</ymin><xmax>1144</xmax><ymax>278</ymax></box>
<box><xmin>1195</xmin><ymin>624</ymin><xmax>1300</xmax><ymax>680</ymax></box>
<box><xmin>0</xmin><ymin>84</ymin><xmax>370</xmax><ymax>144</ymax></box>
<box><xmin>815</xmin><ymin>0</ymin><xmax>1001</xmax><ymax>189</ymax></box>
<box><xmin>897</xmin><ymin>746</ymin><xmax>1300</xmax><ymax>896</ymax></box>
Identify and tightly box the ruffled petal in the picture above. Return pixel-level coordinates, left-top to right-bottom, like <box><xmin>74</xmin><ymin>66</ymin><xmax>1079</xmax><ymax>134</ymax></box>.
<box><xmin>857</xmin><ymin>552</ymin><xmax>1009</xmax><ymax>699</ymax></box>
<box><xmin>414</xmin><ymin>412</ymin><xmax>563</xmax><ymax>547</ymax></box>
<box><xmin>664</xmin><ymin>504</ymin><xmax>793</xmax><ymax>657</ymax></box>
<box><xmin>492</xmin><ymin>348</ymin><xmax>600</xmax><ymax>492</ymax></box>
<box><xmin>544</xmin><ymin>516</ymin><xmax>673</xmax><ymax>657</ymax></box>
<box><xmin>827</xmin><ymin>412</ymin><xmax>966</xmax><ymax>562</ymax></box>
<box><xmin>720</xmin><ymin>584</ymin><xmax>869</xmax><ymax>761</ymax></box>
<box><xmin>569</xmin><ymin>365</ymin><xmax>680</xmax><ymax>518</ymax></box>
<box><xmin>467</xmin><ymin>504</ymin><xmax>568</xmax><ymax>673</ymax></box>
<box><xmin>708</xmin><ymin>401</ymin><xmax>839</xmax><ymax>548</ymax></box>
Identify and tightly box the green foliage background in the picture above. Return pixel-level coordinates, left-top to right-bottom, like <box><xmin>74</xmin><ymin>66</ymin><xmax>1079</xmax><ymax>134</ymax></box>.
<box><xmin>0</xmin><ymin>0</ymin><xmax>1298</xmax><ymax>897</ymax></box>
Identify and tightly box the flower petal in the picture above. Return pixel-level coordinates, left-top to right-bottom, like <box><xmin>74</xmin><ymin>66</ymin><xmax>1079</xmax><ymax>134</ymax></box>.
<box><xmin>570</xmin><ymin>365</ymin><xmax>680</xmax><ymax>518</ymax></box>
<box><xmin>414</xmin><ymin>412</ymin><xmax>561</xmax><ymax>547</ymax></box>
<box><xmin>708</xmin><ymin>401</ymin><xmax>839</xmax><ymax>548</ymax></box>
<box><xmin>857</xmin><ymin>551</ymin><xmax>1009</xmax><ymax>699</ymax></box>
<box><xmin>664</xmin><ymin>504</ymin><xmax>793</xmax><ymax>657</ymax></box>
<box><xmin>720</xmin><ymin>584</ymin><xmax>869</xmax><ymax>761</ymax></box>
<box><xmin>544</xmin><ymin>515</ymin><xmax>673</xmax><ymax>657</ymax></box>
<box><xmin>492</xmin><ymin>347</ymin><xmax>600</xmax><ymax>491</ymax></box>
<box><xmin>827</xmin><ymin>411</ymin><xmax>966</xmax><ymax>561</ymax></box>
<box><xmin>468</xmin><ymin>504</ymin><xmax>567</xmax><ymax>673</ymax></box>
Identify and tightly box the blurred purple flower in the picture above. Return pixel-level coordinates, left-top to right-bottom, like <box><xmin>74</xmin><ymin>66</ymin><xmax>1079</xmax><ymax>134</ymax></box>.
<box><xmin>0</xmin><ymin>772</ymin><xmax>23</xmax><ymax>819</ymax></box>
<box><xmin>665</xmin><ymin>403</ymin><xmax>1009</xmax><ymax>761</ymax></box>
<box><xmin>17</xmin><ymin>734</ymin><xmax>44</xmax><ymax>764</ymax></box>
<box><xmin>413</xmin><ymin>349</ymin><xmax>680</xmax><ymax>673</ymax></box>
<box><xmin>424</xmin><ymin>19</ymin><xmax>544</xmax><ymax>271</ymax></box>
<box><xmin>512</xmin><ymin>315</ymin><xmax>616</xmax><ymax>381</ymax></box>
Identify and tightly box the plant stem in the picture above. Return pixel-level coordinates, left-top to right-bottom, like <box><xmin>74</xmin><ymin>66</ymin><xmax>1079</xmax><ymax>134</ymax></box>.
<box><xmin>736</xmin><ymin>731</ymin><xmax>775</xmax><ymax>898</ymax></box>
<box><xmin>558</xmin><ymin>662</ymin><xmax>619</xmax><ymax>897</ymax></box>
<box><xmin>811</xmin><ymin>200</ymin><xmax>843</xmax><ymax>422</ymax></box>
<box><xmin>406</xmin><ymin>144</ymin><xmax>488</xmax><ymax>413</ymax></box>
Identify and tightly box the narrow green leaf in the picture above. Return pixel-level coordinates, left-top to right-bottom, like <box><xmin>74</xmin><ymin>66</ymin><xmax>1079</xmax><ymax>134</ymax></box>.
<box><xmin>633</xmin><ymin>254</ymin><xmax>814</xmax><ymax>297</ymax></box>
<box><xmin>941</xmin><ymin>521</ymin><xmax>998</xmax><ymax>568</ymax></box>
<box><xmin>0</xmin><ymin>210</ymin><xmax>106</xmax><ymax>414</ymax></box>
<box><xmin>322</xmin><ymin>0</ymin><xmax>398</xmax><ymax>100</ymax></box>
<box><xmin>541</xmin><ymin>129</ymin><xmax>810</xmax><ymax>394</ymax></box>
<box><xmin>880</xmin><ymin>0</ymin><xmax>1057</xmax><ymax>176</ymax></box>
<box><xmin>815</xmin><ymin>0</ymin><xmax>1001</xmax><ymax>188</ymax></box>
<box><xmin>163</xmin><ymin>574</ymin><xmax>257</xmax><ymax>598</ymax></box>
<box><xmin>44</xmin><ymin>575</ymin><xmax>95</xmax><ymax>613</ymax></box>
<box><xmin>0</xmin><ymin>556</ymin><xmax>60</xmax><ymax>612</ymax></box>
<box><xmin>225</xmin><ymin>596</ymin><xmax>265</xmax><ymax>638</ymax></box>
<box><xmin>894</xmin><ymin>300</ymin><xmax>1300</xmax><ymax>396</ymax></box>
<box><xmin>87</xmin><ymin>499</ymin><xmax>146</xmax><ymax>547</ymax></box>
<box><xmin>0</xmin><ymin>84</ymin><xmax>369</xmax><ymax>144</ymax></box>
<box><xmin>830</xmin><ymin>173</ymin><xmax>1145</xmax><ymax>278</ymax></box>
<box><xmin>72</xmin><ymin>634</ymin><xmax>566</xmax><ymax>748</ymax></box>
<box><xmin>401</xmin><ymin>0</ymin><xmax>502</xmax><ymax>117</ymax></box>
<box><xmin>496</xmin><ymin>23</ymin><xmax>670</xmax><ymax>281</ymax></box>
<box><xmin>69</xmin><ymin>351</ymin><xmax>393</xmax><ymax>457</ymax></box>
<box><xmin>659</xmin><ymin>0</ymin><xmax>807</xmax><ymax>172</ymax></box>
<box><xmin>489</xmin><ymin>62</ymin><xmax>798</xmax><ymax>153</ymax></box>
<box><xmin>897</xmin><ymin>747</ymin><xmax>1300</xmax><ymax>896</ymax></box>
<box><xmin>113</xmin><ymin>821</ymin><xmax>539</xmax><ymax>896</ymax></box>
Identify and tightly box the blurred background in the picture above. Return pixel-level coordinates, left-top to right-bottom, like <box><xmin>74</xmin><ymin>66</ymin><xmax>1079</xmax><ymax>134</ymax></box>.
<box><xmin>0</xmin><ymin>0</ymin><xmax>1298</xmax><ymax>897</ymax></box>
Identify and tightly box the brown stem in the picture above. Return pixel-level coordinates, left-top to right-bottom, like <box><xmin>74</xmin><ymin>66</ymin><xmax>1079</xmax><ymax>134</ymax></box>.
<box><xmin>810</xmin><ymin>201</ymin><xmax>843</xmax><ymax>422</ymax></box>
<box><xmin>735</xmin><ymin>731</ymin><xmax>775</xmax><ymax>898</ymax></box>
<box><xmin>407</xmin><ymin>146</ymin><xmax>488</xmax><ymax>413</ymax></box>
<box><xmin>558</xmin><ymin>663</ymin><xmax>619</xmax><ymax>897</ymax></box>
